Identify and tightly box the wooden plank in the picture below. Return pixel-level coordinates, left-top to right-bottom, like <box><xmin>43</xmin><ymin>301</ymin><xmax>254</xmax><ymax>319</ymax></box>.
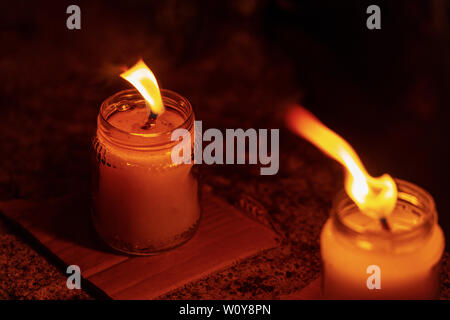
<box><xmin>0</xmin><ymin>190</ymin><xmax>279</xmax><ymax>299</ymax></box>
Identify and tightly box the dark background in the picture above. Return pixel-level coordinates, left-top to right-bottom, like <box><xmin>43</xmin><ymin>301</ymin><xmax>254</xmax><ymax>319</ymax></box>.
<box><xmin>1</xmin><ymin>0</ymin><xmax>449</xmax><ymax>246</ymax></box>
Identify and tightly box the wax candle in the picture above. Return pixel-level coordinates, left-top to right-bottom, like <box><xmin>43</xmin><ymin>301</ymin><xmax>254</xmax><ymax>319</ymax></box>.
<box><xmin>321</xmin><ymin>179</ymin><xmax>445</xmax><ymax>299</ymax></box>
<box><xmin>285</xmin><ymin>106</ymin><xmax>445</xmax><ymax>300</ymax></box>
<box><xmin>92</xmin><ymin>88</ymin><xmax>201</xmax><ymax>255</ymax></box>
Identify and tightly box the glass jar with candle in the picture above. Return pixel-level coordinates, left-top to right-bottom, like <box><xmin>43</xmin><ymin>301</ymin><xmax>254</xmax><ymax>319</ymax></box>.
<box><xmin>92</xmin><ymin>88</ymin><xmax>201</xmax><ymax>255</ymax></box>
<box><xmin>321</xmin><ymin>179</ymin><xmax>445</xmax><ymax>299</ymax></box>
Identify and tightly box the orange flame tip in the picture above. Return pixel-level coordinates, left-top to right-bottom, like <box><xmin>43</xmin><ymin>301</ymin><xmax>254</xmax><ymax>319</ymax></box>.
<box><xmin>286</xmin><ymin>105</ymin><xmax>397</xmax><ymax>219</ymax></box>
<box><xmin>120</xmin><ymin>60</ymin><xmax>164</xmax><ymax>116</ymax></box>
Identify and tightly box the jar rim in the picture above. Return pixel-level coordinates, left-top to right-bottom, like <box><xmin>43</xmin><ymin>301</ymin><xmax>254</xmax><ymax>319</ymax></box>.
<box><xmin>331</xmin><ymin>178</ymin><xmax>437</xmax><ymax>245</ymax></box>
<box><xmin>100</xmin><ymin>88</ymin><xmax>193</xmax><ymax>137</ymax></box>
<box><xmin>97</xmin><ymin>88</ymin><xmax>194</xmax><ymax>149</ymax></box>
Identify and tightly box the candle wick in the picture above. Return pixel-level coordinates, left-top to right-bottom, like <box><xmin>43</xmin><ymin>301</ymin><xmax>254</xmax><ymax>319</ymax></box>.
<box><xmin>380</xmin><ymin>217</ymin><xmax>391</xmax><ymax>232</ymax></box>
<box><xmin>141</xmin><ymin>111</ymin><xmax>158</xmax><ymax>130</ymax></box>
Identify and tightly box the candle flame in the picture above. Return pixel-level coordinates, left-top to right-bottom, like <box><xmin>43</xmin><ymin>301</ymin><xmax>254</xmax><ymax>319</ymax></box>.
<box><xmin>120</xmin><ymin>60</ymin><xmax>164</xmax><ymax>116</ymax></box>
<box><xmin>286</xmin><ymin>105</ymin><xmax>397</xmax><ymax>219</ymax></box>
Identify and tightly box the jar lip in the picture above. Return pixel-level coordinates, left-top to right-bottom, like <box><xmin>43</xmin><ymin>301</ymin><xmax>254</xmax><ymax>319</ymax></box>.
<box><xmin>99</xmin><ymin>88</ymin><xmax>193</xmax><ymax>138</ymax></box>
<box><xmin>331</xmin><ymin>178</ymin><xmax>436</xmax><ymax>243</ymax></box>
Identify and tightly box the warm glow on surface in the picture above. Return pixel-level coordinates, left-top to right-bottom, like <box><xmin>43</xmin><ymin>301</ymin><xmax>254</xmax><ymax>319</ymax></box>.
<box><xmin>120</xmin><ymin>60</ymin><xmax>164</xmax><ymax>116</ymax></box>
<box><xmin>286</xmin><ymin>106</ymin><xmax>397</xmax><ymax>219</ymax></box>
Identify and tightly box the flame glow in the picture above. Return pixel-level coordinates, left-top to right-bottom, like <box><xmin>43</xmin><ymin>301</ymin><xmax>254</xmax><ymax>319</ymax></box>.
<box><xmin>120</xmin><ymin>60</ymin><xmax>164</xmax><ymax>116</ymax></box>
<box><xmin>286</xmin><ymin>106</ymin><xmax>397</xmax><ymax>219</ymax></box>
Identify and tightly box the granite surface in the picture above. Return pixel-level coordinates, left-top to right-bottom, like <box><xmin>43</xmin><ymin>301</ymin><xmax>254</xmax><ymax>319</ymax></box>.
<box><xmin>1</xmin><ymin>1</ymin><xmax>449</xmax><ymax>299</ymax></box>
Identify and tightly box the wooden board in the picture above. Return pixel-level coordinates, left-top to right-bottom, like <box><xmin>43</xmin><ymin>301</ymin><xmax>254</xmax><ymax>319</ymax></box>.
<box><xmin>0</xmin><ymin>191</ymin><xmax>279</xmax><ymax>299</ymax></box>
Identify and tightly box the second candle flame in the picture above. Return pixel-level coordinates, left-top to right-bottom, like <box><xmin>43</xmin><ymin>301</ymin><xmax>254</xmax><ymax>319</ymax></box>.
<box><xmin>120</xmin><ymin>60</ymin><xmax>164</xmax><ymax>116</ymax></box>
<box><xmin>286</xmin><ymin>106</ymin><xmax>397</xmax><ymax>220</ymax></box>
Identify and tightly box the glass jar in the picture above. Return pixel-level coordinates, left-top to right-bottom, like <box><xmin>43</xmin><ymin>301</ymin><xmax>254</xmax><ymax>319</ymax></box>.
<box><xmin>321</xmin><ymin>179</ymin><xmax>445</xmax><ymax>299</ymax></box>
<box><xmin>92</xmin><ymin>88</ymin><xmax>201</xmax><ymax>255</ymax></box>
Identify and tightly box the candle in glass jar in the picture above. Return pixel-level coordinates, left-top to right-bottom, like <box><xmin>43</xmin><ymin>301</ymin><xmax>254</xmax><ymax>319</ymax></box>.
<box><xmin>285</xmin><ymin>106</ymin><xmax>445</xmax><ymax>300</ymax></box>
<box><xmin>321</xmin><ymin>179</ymin><xmax>445</xmax><ymax>299</ymax></box>
<box><xmin>92</xmin><ymin>88</ymin><xmax>201</xmax><ymax>255</ymax></box>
